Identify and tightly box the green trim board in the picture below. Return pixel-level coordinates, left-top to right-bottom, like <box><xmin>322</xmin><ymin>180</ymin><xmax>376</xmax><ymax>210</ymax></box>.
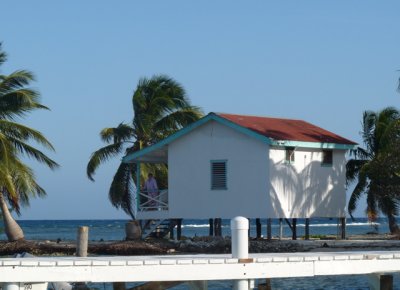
<box><xmin>269</xmin><ymin>140</ymin><xmax>357</xmax><ymax>150</ymax></box>
<box><xmin>123</xmin><ymin>112</ymin><xmax>357</xmax><ymax>163</ymax></box>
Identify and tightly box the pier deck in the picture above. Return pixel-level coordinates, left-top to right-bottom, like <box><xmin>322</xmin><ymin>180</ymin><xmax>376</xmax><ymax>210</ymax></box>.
<box><xmin>1</xmin><ymin>251</ymin><xmax>400</xmax><ymax>283</ymax></box>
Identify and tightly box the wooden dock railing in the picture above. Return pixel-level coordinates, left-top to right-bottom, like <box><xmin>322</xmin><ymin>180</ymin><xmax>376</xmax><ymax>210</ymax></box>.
<box><xmin>0</xmin><ymin>217</ymin><xmax>398</xmax><ymax>290</ymax></box>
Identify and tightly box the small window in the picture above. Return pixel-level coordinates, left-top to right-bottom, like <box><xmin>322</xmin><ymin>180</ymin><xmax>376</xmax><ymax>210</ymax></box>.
<box><xmin>211</xmin><ymin>160</ymin><xmax>227</xmax><ymax>190</ymax></box>
<box><xmin>285</xmin><ymin>147</ymin><xmax>295</xmax><ymax>163</ymax></box>
<box><xmin>322</xmin><ymin>150</ymin><xmax>333</xmax><ymax>166</ymax></box>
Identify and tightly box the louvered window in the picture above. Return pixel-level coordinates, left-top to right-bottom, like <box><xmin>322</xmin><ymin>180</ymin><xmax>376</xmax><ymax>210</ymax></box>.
<box><xmin>211</xmin><ymin>160</ymin><xmax>227</xmax><ymax>190</ymax></box>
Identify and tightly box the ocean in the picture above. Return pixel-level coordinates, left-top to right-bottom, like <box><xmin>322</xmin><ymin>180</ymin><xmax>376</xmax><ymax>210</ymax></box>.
<box><xmin>1</xmin><ymin>217</ymin><xmax>399</xmax><ymax>289</ymax></box>
<box><xmin>3</xmin><ymin>217</ymin><xmax>387</xmax><ymax>242</ymax></box>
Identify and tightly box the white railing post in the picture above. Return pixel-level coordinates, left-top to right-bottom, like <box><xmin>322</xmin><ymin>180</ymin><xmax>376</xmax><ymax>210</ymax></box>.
<box><xmin>231</xmin><ymin>216</ymin><xmax>249</xmax><ymax>290</ymax></box>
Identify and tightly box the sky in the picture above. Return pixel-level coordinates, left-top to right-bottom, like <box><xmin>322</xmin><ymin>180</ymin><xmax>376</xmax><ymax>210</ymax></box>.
<box><xmin>1</xmin><ymin>1</ymin><xmax>399</xmax><ymax>220</ymax></box>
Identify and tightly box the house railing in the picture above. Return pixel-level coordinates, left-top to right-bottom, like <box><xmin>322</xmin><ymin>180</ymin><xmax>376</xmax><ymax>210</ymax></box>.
<box><xmin>136</xmin><ymin>189</ymin><xmax>168</xmax><ymax>212</ymax></box>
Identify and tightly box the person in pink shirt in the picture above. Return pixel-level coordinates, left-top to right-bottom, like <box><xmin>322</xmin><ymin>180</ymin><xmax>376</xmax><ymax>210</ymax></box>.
<box><xmin>142</xmin><ymin>173</ymin><xmax>159</xmax><ymax>209</ymax></box>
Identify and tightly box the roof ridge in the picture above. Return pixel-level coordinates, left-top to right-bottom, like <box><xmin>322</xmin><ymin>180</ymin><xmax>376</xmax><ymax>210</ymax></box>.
<box><xmin>214</xmin><ymin>112</ymin><xmax>305</xmax><ymax>122</ymax></box>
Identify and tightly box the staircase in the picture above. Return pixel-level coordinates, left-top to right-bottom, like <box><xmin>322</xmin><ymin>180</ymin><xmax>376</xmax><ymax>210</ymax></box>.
<box><xmin>141</xmin><ymin>219</ymin><xmax>177</xmax><ymax>239</ymax></box>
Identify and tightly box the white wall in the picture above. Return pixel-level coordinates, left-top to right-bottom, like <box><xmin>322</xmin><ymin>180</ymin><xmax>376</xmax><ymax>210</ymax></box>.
<box><xmin>168</xmin><ymin>120</ymin><xmax>270</xmax><ymax>218</ymax></box>
<box><xmin>269</xmin><ymin>148</ymin><xmax>347</xmax><ymax>218</ymax></box>
<box><xmin>167</xmin><ymin>120</ymin><xmax>347</xmax><ymax>219</ymax></box>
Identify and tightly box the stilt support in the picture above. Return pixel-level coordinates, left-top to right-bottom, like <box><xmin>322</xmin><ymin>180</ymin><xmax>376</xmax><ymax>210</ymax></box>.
<box><xmin>368</xmin><ymin>273</ymin><xmax>393</xmax><ymax>290</ymax></box>
<box><xmin>256</xmin><ymin>218</ymin><xmax>261</xmax><ymax>238</ymax></box>
<box><xmin>258</xmin><ymin>279</ymin><xmax>272</xmax><ymax>290</ymax></box>
<box><xmin>209</xmin><ymin>218</ymin><xmax>214</xmax><ymax>236</ymax></box>
<box><xmin>113</xmin><ymin>282</ymin><xmax>126</xmax><ymax>290</ymax></box>
<box><xmin>214</xmin><ymin>218</ymin><xmax>222</xmax><ymax>236</ymax></box>
<box><xmin>267</xmin><ymin>218</ymin><xmax>272</xmax><ymax>240</ymax></box>
<box><xmin>305</xmin><ymin>218</ymin><xmax>310</xmax><ymax>240</ymax></box>
<box><xmin>177</xmin><ymin>219</ymin><xmax>182</xmax><ymax>240</ymax></box>
<box><xmin>292</xmin><ymin>218</ymin><xmax>297</xmax><ymax>240</ymax></box>
<box><xmin>169</xmin><ymin>220</ymin><xmax>175</xmax><ymax>240</ymax></box>
<box><xmin>340</xmin><ymin>217</ymin><xmax>346</xmax><ymax>240</ymax></box>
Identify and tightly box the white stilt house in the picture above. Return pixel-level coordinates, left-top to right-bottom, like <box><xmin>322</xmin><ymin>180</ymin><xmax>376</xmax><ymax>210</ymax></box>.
<box><xmin>123</xmin><ymin>113</ymin><xmax>357</xmax><ymax>223</ymax></box>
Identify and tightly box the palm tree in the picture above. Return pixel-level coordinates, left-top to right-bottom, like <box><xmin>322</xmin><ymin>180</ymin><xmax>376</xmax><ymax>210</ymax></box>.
<box><xmin>0</xmin><ymin>43</ymin><xmax>59</xmax><ymax>241</ymax></box>
<box><xmin>347</xmin><ymin>107</ymin><xmax>400</xmax><ymax>234</ymax></box>
<box><xmin>87</xmin><ymin>75</ymin><xmax>202</xmax><ymax>218</ymax></box>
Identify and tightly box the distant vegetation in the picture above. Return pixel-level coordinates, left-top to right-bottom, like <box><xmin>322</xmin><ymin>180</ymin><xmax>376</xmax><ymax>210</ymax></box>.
<box><xmin>0</xmin><ymin>43</ymin><xmax>58</xmax><ymax>241</ymax></box>
<box><xmin>347</xmin><ymin>106</ymin><xmax>400</xmax><ymax>234</ymax></box>
<box><xmin>87</xmin><ymin>75</ymin><xmax>202</xmax><ymax>218</ymax></box>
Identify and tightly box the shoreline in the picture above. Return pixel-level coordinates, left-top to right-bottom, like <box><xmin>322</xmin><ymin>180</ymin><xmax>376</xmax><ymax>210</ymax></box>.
<box><xmin>1</xmin><ymin>234</ymin><xmax>399</xmax><ymax>257</ymax></box>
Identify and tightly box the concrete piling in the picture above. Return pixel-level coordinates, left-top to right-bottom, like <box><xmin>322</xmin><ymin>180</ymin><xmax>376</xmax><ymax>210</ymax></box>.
<box><xmin>231</xmin><ymin>216</ymin><xmax>250</xmax><ymax>290</ymax></box>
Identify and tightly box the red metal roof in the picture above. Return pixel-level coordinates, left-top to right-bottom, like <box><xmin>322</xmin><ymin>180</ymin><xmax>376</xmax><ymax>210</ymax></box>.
<box><xmin>217</xmin><ymin>113</ymin><xmax>357</xmax><ymax>145</ymax></box>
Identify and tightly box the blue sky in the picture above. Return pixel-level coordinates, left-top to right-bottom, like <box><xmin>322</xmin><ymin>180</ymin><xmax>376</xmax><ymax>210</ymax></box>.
<box><xmin>1</xmin><ymin>1</ymin><xmax>399</xmax><ymax>219</ymax></box>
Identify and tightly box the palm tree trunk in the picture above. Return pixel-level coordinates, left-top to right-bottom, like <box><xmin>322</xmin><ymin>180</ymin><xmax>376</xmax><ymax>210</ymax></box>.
<box><xmin>387</xmin><ymin>213</ymin><xmax>400</xmax><ymax>235</ymax></box>
<box><xmin>0</xmin><ymin>192</ymin><xmax>24</xmax><ymax>241</ymax></box>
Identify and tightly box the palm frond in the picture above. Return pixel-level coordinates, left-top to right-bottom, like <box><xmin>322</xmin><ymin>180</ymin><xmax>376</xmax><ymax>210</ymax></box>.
<box><xmin>0</xmin><ymin>120</ymin><xmax>55</xmax><ymax>150</ymax></box>
<box><xmin>0</xmin><ymin>89</ymin><xmax>48</xmax><ymax>119</ymax></box>
<box><xmin>0</xmin><ymin>70</ymin><xmax>35</xmax><ymax>93</ymax></box>
<box><xmin>377</xmin><ymin>193</ymin><xmax>400</xmax><ymax>217</ymax></box>
<box><xmin>0</xmin><ymin>43</ymin><xmax>6</xmax><ymax>66</ymax></box>
<box><xmin>348</xmin><ymin>147</ymin><xmax>371</xmax><ymax>160</ymax></box>
<box><xmin>108</xmin><ymin>162</ymin><xmax>135</xmax><ymax>219</ymax></box>
<box><xmin>152</xmin><ymin>108</ymin><xmax>203</xmax><ymax>141</ymax></box>
<box><xmin>9</xmin><ymin>158</ymin><xmax>46</xmax><ymax>211</ymax></box>
<box><xmin>87</xmin><ymin>142</ymin><xmax>125</xmax><ymax>181</ymax></box>
<box><xmin>361</xmin><ymin>110</ymin><xmax>377</xmax><ymax>154</ymax></box>
<box><xmin>0</xmin><ymin>165</ymin><xmax>17</xmax><ymax>204</ymax></box>
<box><xmin>100</xmin><ymin>123</ymin><xmax>134</xmax><ymax>144</ymax></box>
<box><xmin>347</xmin><ymin>169</ymin><xmax>368</xmax><ymax>218</ymax></box>
<box><xmin>346</xmin><ymin>158</ymin><xmax>368</xmax><ymax>185</ymax></box>
<box><xmin>9</xmin><ymin>137</ymin><xmax>58</xmax><ymax>169</ymax></box>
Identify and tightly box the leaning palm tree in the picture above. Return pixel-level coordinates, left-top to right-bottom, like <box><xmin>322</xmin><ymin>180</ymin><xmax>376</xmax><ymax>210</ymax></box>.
<box><xmin>87</xmin><ymin>75</ymin><xmax>202</xmax><ymax>218</ymax></box>
<box><xmin>347</xmin><ymin>107</ymin><xmax>400</xmax><ymax>234</ymax></box>
<box><xmin>0</xmin><ymin>43</ymin><xmax>59</xmax><ymax>241</ymax></box>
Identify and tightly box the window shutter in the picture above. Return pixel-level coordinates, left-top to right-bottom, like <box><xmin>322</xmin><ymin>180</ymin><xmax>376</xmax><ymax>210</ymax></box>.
<box><xmin>211</xmin><ymin>161</ymin><xmax>227</xmax><ymax>190</ymax></box>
